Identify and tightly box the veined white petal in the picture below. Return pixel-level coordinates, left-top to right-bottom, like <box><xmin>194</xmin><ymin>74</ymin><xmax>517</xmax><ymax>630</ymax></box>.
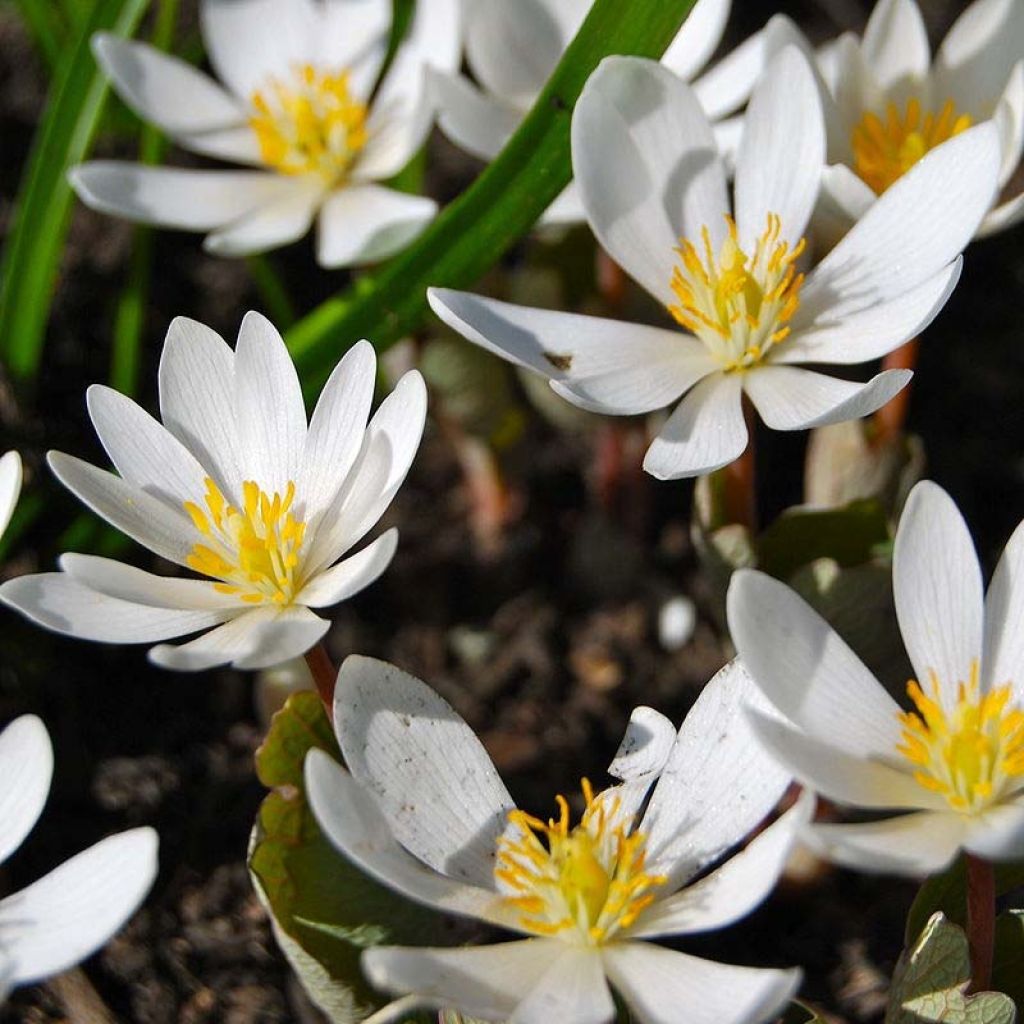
<box><xmin>726</xmin><ymin>569</ymin><xmax>905</xmax><ymax>757</ymax></box>
<box><xmin>735</xmin><ymin>47</ymin><xmax>824</xmax><ymax>251</ymax></box>
<box><xmin>540</xmin><ymin>181</ymin><xmax>588</xmax><ymax>226</ymax></box>
<box><xmin>814</xmin><ymin>162</ymin><xmax>876</xmax><ymax>237</ymax></box>
<box><xmin>743</xmin><ymin>366</ymin><xmax>911</xmax><ymax>432</ymax></box>
<box><xmin>979</xmin><ymin>188</ymin><xmax>1024</xmax><ymax>236</ymax></box>
<box><xmin>233</xmin><ymin>311</ymin><xmax>307</xmax><ymax>497</ymax></box>
<box><xmin>894</xmin><ymin>481</ymin><xmax>985</xmax><ymax>711</ymax></box>
<box><xmin>608</xmin><ymin>706</ymin><xmax>678</xmax><ymax>782</ymax></box>
<box><xmin>305</xmin><ymin>751</ymin><xmax>507</xmax><ymax>925</ymax></box>
<box><xmin>781</xmin><ymin>261</ymin><xmax>961</xmax><ymax>366</ymax></box>
<box><xmin>316</xmin><ymin>185</ymin><xmax>436</xmax><ymax>268</ymax></box>
<box><xmin>0</xmin><ymin>827</ymin><xmax>157</xmax><ymax>985</ymax></box>
<box><xmin>983</xmin><ymin>517</ymin><xmax>1024</xmax><ymax>699</ymax></box>
<box><xmin>0</xmin><ymin>450</ymin><xmax>22</xmax><ymax>541</ymax></box>
<box><xmin>828</xmin><ymin>33</ymin><xmax>884</xmax><ymax>164</ymax></box>
<box><xmin>69</xmin><ymin>163</ymin><xmax>292</xmax><ymax>231</ymax></box>
<box><xmin>507</xmin><ymin>945</ymin><xmax>613</xmax><ymax>1024</ymax></box>
<box><xmin>334</xmin><ymin>656</ymin><xmax>514</xmax><ymax>888</ymax></box>
<box><xmin>300</xmin><ymin>340</ymin><xmax>376</xmax><ymax>522</ymax></box>
<box><xmin>661</xmin><ymin>0</ymin><xmax>731</xmax><ymax>83</ymax></box>
<box><xmin>630</xmin><ymin>792</ymin><xmax>814</xmax><ymax>939</ymax></box>
<box><xmin>963</xmin><ymin>800</ymin><xmax>1024</xmax><ymax>862</ymax></box>
<box><xmin>862</xmin><ymin>0</ymin><xmax>931</xmax><ymax>98</ymax></box>
<box><xmin>149</xmin><ymin>605</ymin><xmax>328</xmax><ymax>671</ymax></box>
<box><xmin>0</xmin><ymin>573</ymin><xmax>229</xmax><ymax>643</ymax></box>
<box><xmin>295</xmin><ymin>529</ymin><xmax>397</xmax><ymax>608</ymax></box>
<box><xmin>431</xmin><ymin>69</ymin><xmax>523</xmax><ymax>161</ymax></box>
<box><xmin>991</xmin><ymin>60</ymin><xmax>1024</xmax><ymax>186</ymax></box>
<box><xmin>640</xmin><ymin>661</ymin><xmax>791</xmax><ymax>887</ymax></box>
<box><xmin>572</xmin><ymin>56</ymin><xmax>728</xmax><ymax>307</ymax></box>
<box><xmin>808</xmin><ymin>812</ymin><xmax>966</xmax><ymax>875</ymax></box>
<box><xmin>177</xmin><ymin>124</ymin><xmax>263</xmax><ymax>166</ymax></box>
<box><xmin>92</xmin><ymin>33</ymin><xmax>245</xmax><ymax>134</ymax></box>
<box><xmin>0</xmin><ymin>717</ymin><xmax>52</xmax><ymax>867</ymax></box>
<box><xmin>602</xmin><ymin>943</ymin><xmax>801</xmax><ymax>1024</ymax></box>
<box><xmin>316</xmin><ymin>0</ymin><xmax>392</xmax><ymax>73</ymax></box>
<box><xmin>642</xmin><ymin>372</ymin><xmax>746</xmax><ymax>480</ymax></box>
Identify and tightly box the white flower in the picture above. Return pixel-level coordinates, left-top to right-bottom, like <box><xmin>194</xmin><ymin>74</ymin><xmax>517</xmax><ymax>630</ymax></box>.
<box><xmin>432</xmin><ymin>0</ymin><xmax>750</xmax><ymax>225</ymax></box>
<box><xmin>0</xmin><ymin>452</ymin><xmax>21</xmax><ymax>543</ymax></box>
<box><xmin>305</xmin><ymin>656</ymin><xmax>811</xmax><ymax>1024</ymax></box>
<box><xmin>69</xmin><ymin>0</ymin><xmax>461</xmax><ymax>267</ymax></box>
<box><xmin>429</xmin><ymin>48</ymin><xmax>1000</xmax><ymax>480</ymax></box>
<box><xmin>728</xmin><ymin>480</ymin><xmax>1024</xmax><ymax>877</ymax></box>
<box><xmin>0</xmin><ymin>313</ymin><xmax>426</xmax><ymax>671</ymax></box>
<box><xmin>0</xmin><ymin>715</ymin><xmax>157</xmax><ymax>999</ymax></box>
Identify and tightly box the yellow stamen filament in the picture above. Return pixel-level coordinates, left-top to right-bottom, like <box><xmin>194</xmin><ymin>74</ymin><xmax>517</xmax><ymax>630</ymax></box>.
<box><xmin>852</xmin><ymin>98</ymin><xmax>973</xmax><ymax>195</ymax></box>
<box><xmin>494</xmin><ymin>779</ymin><xmax>666</xmax><ymax>945</ymax></box>
<box><xmin>668</xmin><ymin>213</ymin><xmax>806</xmax><ymax>373</ymax></box>
<box><xmin>184</xmin><ymin>478</ymin><xmax>307</xmax><ymax>606</ymax></box>
<box><xmin>897</xmin><ymin>661</ymin><xmax>1024</xmax><ymax>814</ymax></box>
<box><xmin>250</xmin><ymin>63</ymin><xmax>368</xmax><ymax>182</ymax></box>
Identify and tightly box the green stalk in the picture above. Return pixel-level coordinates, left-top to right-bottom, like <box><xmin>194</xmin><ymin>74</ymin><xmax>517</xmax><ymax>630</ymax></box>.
<box><xmin>246</xmin><ymin>254</ymin><xmax>298</xmax><ymax>330</ymax></box>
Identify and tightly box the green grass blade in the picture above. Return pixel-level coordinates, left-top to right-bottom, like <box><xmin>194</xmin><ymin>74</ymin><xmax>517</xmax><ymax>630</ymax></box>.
<box><xmin>246</xmin><ymin>254</ymin><xmax>298</xmax><ymax>330</ymax></box>
<box><xmin>286</xmin><ymin>0</ymin><xmax>698</xmax><ymax>391</ymax></box>
<box><xmin>0</xmin><ymin>0</ymin><xmax>150</xmax><ymax>384</ymax></box>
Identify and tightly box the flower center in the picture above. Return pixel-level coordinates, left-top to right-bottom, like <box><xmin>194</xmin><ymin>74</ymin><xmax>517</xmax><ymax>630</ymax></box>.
<box><xmin>896</xmin><ymin>662</ymin><xmax>1024</xmax><ymax>814</ymax></box>
<box><xmin>852</xmin><ymin>98</ymin><xmax>973</xmax><ymax>195</ymax></box>
<box><xmin>494</xmin><ymin>779</ymin><xmax>666</xmax><ymax>945</ymax></box>
<box><xmin>184</xmin><ymin>478</ymin><xmax>307</xmax><ymax>606</ymax></box>
<box><xmin>249</xmin><ymin>64</ymin><xmax>369</xmax><ymax>183</ymax></box>
<box><xmin>668</xmin><ymin>213</ymin><xmax>805</xmax><ymax>373</ymax></box>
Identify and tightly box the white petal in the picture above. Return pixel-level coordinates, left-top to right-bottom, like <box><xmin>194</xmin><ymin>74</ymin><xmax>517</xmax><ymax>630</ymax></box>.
<box><xmin>992</xmin><ymin>60</ymin><xmax>1024</xmax><ymax>186</ymax></box>
<box><xmin>0</xmin><ymin>828</ymin><xmax>157</xmax><ymax>985</ymax></box>
<box><xmin>300</xmin><ymin>339</ymin><xmax>376</xmax><ymax>522</ymax></box>
<box><xmin>781</xmin><ymin>261</ymin><xmax>961</xmax><ymax>366</ymax></box>
<box><xmin>642</xmin><ymin>372</ymin><xmax>746</xmax><ymax>480</ymax></box>
<box><xmin>204</xmin><ymin>176</ymin><xmax>323</xmax><ymax>258</ymax></box>
<box><xmin>0</xmin><ymin>573</ymin><xmax>229</xmax><ymax>643</ymax></box>
<box><xmin>303</xmin><ymin>370</ymin><xmax>426</xmax><ymax>577</ymax></box>
<box><xmin>233</xmin><ymin>311</ymin><xmax>307</xmax><ymax>496</ymax></box>
<box><xmin>630</xmin><ymin>792</ymin><xmax>814</xmax><ymax>939</ymax></box>
<box><xmin>92</xmin><ymin>33</ymin><xmax>244</xmax><ymax>134</ymax></box>
<box><xmin>431</xmin><ymin>69</ymin><xmax>522</xmax><ymax>161</ymax></box>
<box><xmin>362</xmin><ymin>940</ymin><xmax>576</xmax><ymax>1024</ymax></box>
<box><xmin>735</xmin><ymin>47</ymin><xmax>824</xmax><ymax>250</ymax></box>
<box><xmin>572</xmin><ymin>56</ymin><xmax>728</xmax><ymax>307</ymax></box>
<box><xmin>334</xmin><ymin>655</ymin><xmax>514</xmax><ymax>888</ymax></box>
<box><xmin>808</xmin><ymin>812</ymin><xmax>966</xmax><ymax>875</ymax></box>
<box><xmin>304</xmin><ymin>751</ymin><xmax>505</xmax><ymax>924</ymax></box>
<box><xmin>862</xmin><ymin>0</ymin><xmax>931</xmax><ymax>96</ymax></box>
<box><xmin>608</xmin><ymin>706</ymin><xmax>678</xmax><ymax>782</ymax></box>
<box><xmin>894</xmin><ymin>481</ymin><xmax>984</xmax><ymax>711</ymax></box>
<box><xmin>828</xmin><ymin>34</ymin><xmax>884</xmax><ymax>163</ymax></box>
<box><xmin>69</xmin><ymin>163</ymin><xmax>292</xmax><ymax>231</ymax></box>
<box><xmin>429</xmin><ymin>287</ymin><xmax>715</xmax><ymax>415</ymax></box>
<box><xmin>743</xmin><ymin>366</ymin><xmax>912</xmax><ymax>431</ymax></box>
<box><xmin>86</xmin><ymin>385</ymin><xmax>209</xmax><ymax>510</ymax></box>
<box><xmin>158</xmin><ymin>316</ymin><xmax>243</xmax><ymax>499</ymax></box>
<box><xmin>539</xmin><ymin>181</ymin><xmax>587</xmax><ymax>227</ymax></box>
<box><xmin>316</xmin><ymin>185</ymin><xmax>436</xmax><ymax>268</ymax></box>
<box><xmin>983</xmin><ymin>517</ymin><xmax>1024</xmax><ymax>698</ymax></box>
<box><xmin>661</xmin><ymin>0</ymin><xmax>731</xmax><ymax>83</ymax></box>
<box><xmin>746</xmin><ymin>709</ymin><xmax>943</xmax><ymax>811</ymax></box>
<box><xmin>963</xmin><ymin>800</ymin><xmax>1024</xmax><ymax>862</ymax></box>
<box><xmin>801</xmin><ymin>123</ymin><xmax>1001</xmax><ymax>320</ymax></box>
<box><xmin>508</xmin><ymin>945</ymin><xmax>613</xmax><ymax>1024</ymax></box>
<box><xmin>814</xmin><ymin>162</ymin><xmax>876</xmax><ymax>235</ymax></box>
<box><xmin>978</xmin><ymin>188</ymin><xmax>1024</xmax><ymax>237</ymax></box>
<box><xmin>726</xmin><ymin>569</ymin><xmax>905</xmax><ymax>757</ymax></box>
<box><xmin>295</xmin><ymin>529</ymin><xmax>397</xmax><ymax>608</ymax></box>
<box><xmin>149</xmin><ymin>605</ymin><xmax>328</xmax><ymax>671</ymax></box>
<box><xmin>48</xmin><ymin>452</ymin><xmax>194</xmax><ymax>566</ymax></box>
<box><xmin>0</xmin><ymin>717</ymin><xmax>52</xmax><ymax>867</ymax></box>
<box><xmin>640</xmin><ymin>660</ymin><xmax>791</xmax><ymax>887</ymax></box>
<box><xmin>315</xmin><ymin>0</ymin><xmax>392</xmax><ymax>72</ymax></box>
<box><xmin>0</xmin><ymin>450</ymin><xmax>22</xmax><ymax>541</ymax></box>
<box><xmin>602</xmin><ymin>943</ymin><xmax>801</xmax><ymax>1024</ymax></box>
<box><xmin>178</xmin><ymin>124</ymin><xmax>263</xmax><ymax>166</ymax></box>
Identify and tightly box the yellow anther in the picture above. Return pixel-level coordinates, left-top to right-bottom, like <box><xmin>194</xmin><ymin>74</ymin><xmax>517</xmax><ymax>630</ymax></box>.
<box><xmin>249</xmin><ymin>63</ymin><xmax>368</xmax><ymax>183</ymax></box>
<box><xmin>669</xmin><ymin>213</ymin><xmax>806</xmax><ymax>372</ymax></box>
<box><xmin>852</xmin><ymin>98</ymin><xmax>973</xmax><ymax>195</ymax></box>
<box><xmin>897</xmin><ymin>661</ymin><xmax>1024</xmax><ymax>814</ymax></box>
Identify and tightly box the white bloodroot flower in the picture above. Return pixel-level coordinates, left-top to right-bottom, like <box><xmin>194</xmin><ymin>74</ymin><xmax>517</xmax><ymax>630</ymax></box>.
<box><xmin>433</xmin><ymin>0</ymin><xmax>743</xmax><ymax>225</ymax></box>
<box><xmin>70</xmin><ymin>0</ymin><xmax>460</xmax><ymax>267</ymax></box>
<box><xmin>0</xmin><ymin>716</ymin><xmax>157</xmax><ymax>999</ymax></box>
<box><xmin>429</xmin><ymin>49</ymin><xmax>1000</xmax><ymax>480</ymax></box>
<box><xmin>0</xmin><ymin>452</ymin><xmax>21</xmax><ymax>542</ymax></box>
<box><xmin>305</xmin><ymin>656</ymin><xmax>812</xmax><ymax>1024</ymax></box>
<box><xmin>728</xmin><ymin>480</ymin><xmax>1024</xmax><ymax>876</ymax></box>
<box><xmin>0</xmin><ymin>313</ymin><xmax>426</xmax><ymax>671</ymax></box>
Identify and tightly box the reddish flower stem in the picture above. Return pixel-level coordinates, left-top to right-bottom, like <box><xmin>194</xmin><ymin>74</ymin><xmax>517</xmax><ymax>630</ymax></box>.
<box><xmin>872</xmin><ymin>337</ymin><xmax>920</xmax><ymax>446</ymax></box>
<box><xmin>966</xmin><ymin>853</ymin><xmax>995</xmax><ymax>992</ymax></box>
<box><xmin>304</xmin><ymin>642</ymin><xmax>337</xmax><ymax>715</ymax></box>
<box><xmin>721</xmin><ymin>395</ymin><xmax>758</xmax><ymax>532</ymax></box>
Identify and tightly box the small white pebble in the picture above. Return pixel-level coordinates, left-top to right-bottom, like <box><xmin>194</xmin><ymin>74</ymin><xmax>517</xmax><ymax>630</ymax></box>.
<box><xmin>658</xmin><ymin>595</ymin><xmax>696</xmax><ymax>652</ymax></box>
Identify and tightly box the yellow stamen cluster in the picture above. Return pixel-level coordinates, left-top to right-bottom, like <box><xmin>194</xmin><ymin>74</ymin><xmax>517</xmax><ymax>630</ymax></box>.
<box><xmin>494</xmin><ymin>779</ymin><xmax>666</xmax><ymax>945</ymax></box>
<box><xmin>852</xmin><ymin>98</ymin><xmax>973</xmax><ymax>195</ymax></box>
<box><xmin>184</xmin><ymin>478</ymin><xmax>307</xmax><ymax>605</ymax></box>
<box><xmin>250</xmin><ymin>64</ymin><xmax>368</xmax><ymax>182</ymax></box>
<box><xmin>897</xmin><ymin>662</ymin><xmax>1024</xmax><ymax>814</ymax></box>
<box><xmin>669</xmin><ymin>213</ymin><xmax>806</xmax><ymax>373</ymax></box>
